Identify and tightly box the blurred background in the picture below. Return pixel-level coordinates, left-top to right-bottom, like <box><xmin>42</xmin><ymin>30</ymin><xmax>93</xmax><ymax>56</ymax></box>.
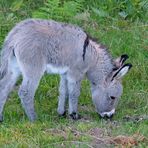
<box><xmin>0</xmin><ymin>0</ymin><xmax>147</xmax><ymax>45</ymax></box>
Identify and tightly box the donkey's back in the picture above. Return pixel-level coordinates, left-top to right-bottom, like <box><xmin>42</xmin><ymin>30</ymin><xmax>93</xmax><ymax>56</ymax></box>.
<box><xmin>5</xmin><ymin>19</ymin><xmax>87</xmax><ymax>67</ymax></box>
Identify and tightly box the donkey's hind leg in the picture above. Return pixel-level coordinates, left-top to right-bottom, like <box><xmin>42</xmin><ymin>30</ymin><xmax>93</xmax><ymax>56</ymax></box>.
<box><xmin>18</xmin><ymin>72</ymin><xmax>43</xmax><ymax>121</ymax></box>
<box><xmin>0</xmin><ymin>70</ymin><xmax>20</xmax><ymax>121</ymax></box>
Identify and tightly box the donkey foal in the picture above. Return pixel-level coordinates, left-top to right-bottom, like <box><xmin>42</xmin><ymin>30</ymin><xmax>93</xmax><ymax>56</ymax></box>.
<box><xmin>0</xmin><ymin>19</ymin><xmax>132</xmax><ymax>121</ymax></box>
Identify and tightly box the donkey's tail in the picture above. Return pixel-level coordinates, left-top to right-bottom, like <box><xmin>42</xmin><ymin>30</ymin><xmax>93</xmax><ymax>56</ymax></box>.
<box><xmin>0</xmin><ymin>45</ymin><xmax>14</xmax><ymax>80</ymax></box>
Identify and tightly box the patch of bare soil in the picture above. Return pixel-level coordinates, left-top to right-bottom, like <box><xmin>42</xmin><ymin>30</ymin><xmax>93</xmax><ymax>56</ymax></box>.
<box><xmin>77</xmin><ymin>125</ymin><xmax>147</xmax><ymax>147</ymax></box>
<box><xmin>87</xmin><ymin>127</ymin><xmax>112</xmax><ymax>148</ymax></box>
<box><xmin>88</xmin><ymin>128</ymin><xmax>104</xmax><ymax>137</ymax></box>
<box><xmin>111</xmin><ymin>133</ymin><xmax>147</xmax><ymax>148</ymax></box>
<box><xmin>88</xmin><ymin>130</ymin><xmax>147</xmax><ymax>148</ymax></box>
<box><xmin>43</xmin><ymin>126</ymin><xmax>147</xmax><ymax>148</ymax></box>
<box><xmin>44</xmin><ymin>128</ymin><xmax>68</xmax><ymax>139</ymax></box>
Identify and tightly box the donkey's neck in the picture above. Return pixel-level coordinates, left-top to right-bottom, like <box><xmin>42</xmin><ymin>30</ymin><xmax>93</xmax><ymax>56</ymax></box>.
<box><xmin>86</xmin><ymin>40</ymin><xmax>114</xmax><ymax>85</ymax></box>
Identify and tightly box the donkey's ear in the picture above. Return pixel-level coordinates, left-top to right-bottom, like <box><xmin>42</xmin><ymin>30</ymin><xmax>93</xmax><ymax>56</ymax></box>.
<box><xmin>114</xmin><ymin>54</ymin><xmax>129</xmax><ymax>68</ymax></box>
<box><xmin>112</xmin><ymin>63</ymin><xmax>132</xmax><ymax>80</ymax></box>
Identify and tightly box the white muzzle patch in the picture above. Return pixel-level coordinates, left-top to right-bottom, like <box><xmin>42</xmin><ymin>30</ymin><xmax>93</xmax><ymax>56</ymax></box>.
<box><xmin>100</xmin><ymin>108</ymin><xmax>115</xmax><ymax>118</ymax></box>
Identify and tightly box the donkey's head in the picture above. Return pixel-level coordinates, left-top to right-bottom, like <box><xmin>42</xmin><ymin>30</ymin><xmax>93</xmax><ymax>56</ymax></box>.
<box><xmin>92</xmin><ymin>54</ymin><xmax>132</xmax><ymax>118</ymax></box>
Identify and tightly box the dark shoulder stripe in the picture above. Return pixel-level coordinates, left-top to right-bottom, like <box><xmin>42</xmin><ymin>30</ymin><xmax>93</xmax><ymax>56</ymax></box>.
<box><xmin>13</xmin><ymin>48</ymin><xmax>15</xmax><ymax>56</ymax></box>
<box><xmin>82</xmin><ymin>35</ymin><xmax>89</xmax><ymax>61</ymax></box>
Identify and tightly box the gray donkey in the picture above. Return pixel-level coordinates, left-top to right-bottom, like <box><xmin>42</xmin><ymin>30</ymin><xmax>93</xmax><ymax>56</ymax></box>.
<box><xmin>0</xmin><ymin>19</ymin><xmax>132</xmax><ymax>121</ymax></box>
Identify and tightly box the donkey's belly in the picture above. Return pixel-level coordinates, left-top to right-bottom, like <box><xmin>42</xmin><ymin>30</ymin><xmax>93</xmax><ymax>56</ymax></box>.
<box><xmin>46</xmin><ymin>64</ymin><xmax>69</xmax><ymax>74</ymax></box>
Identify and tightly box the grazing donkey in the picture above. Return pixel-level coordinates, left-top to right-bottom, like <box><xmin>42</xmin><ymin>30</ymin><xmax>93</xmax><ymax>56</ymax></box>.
<box><xmin>0</xmin><ymin>19</ymin><xmax>132</xmax><ymax>121</ymax></box>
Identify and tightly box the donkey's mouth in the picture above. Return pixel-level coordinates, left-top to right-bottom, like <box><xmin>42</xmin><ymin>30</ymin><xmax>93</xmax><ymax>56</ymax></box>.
<box><xmin>99</xmin><ymin>108</ymin><xmax>115</xmax><ymax>118</ymax></box>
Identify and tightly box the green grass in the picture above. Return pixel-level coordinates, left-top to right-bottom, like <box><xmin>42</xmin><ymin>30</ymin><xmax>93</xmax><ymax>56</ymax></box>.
<box><xmin>0</xmin><ymin>0</ymin><xmax>148</xmax><ymax>147</ymax></box>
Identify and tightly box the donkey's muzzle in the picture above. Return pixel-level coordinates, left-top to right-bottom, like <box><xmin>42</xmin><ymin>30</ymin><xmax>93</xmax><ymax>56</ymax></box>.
<box><xmin>99</xmin><ymin>108</ymin><xmax>115</xmax><ymax>118</ymax></box>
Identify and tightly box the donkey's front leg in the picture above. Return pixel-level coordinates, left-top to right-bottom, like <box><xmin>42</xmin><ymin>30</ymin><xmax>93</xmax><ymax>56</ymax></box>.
<box><xmin>67</xmin><ymin>78</ymin><xmax>81</xmax><ymax>120</ymax></box>
<box><xmin>57</xmin><ymin>74</ymin><xmax>68</xmax><ymax>116</ymax></box>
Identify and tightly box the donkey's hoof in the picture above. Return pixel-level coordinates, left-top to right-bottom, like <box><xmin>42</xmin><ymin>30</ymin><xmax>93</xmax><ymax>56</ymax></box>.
<box><xmin>58</xmin><ymin>111</ymin><xmax>66</xmax><ymax>118</ymax></box>
<box><xmin>69</xmin><ymin>112</ymin><xmax>81</xmax><ymax>120</ymax></box>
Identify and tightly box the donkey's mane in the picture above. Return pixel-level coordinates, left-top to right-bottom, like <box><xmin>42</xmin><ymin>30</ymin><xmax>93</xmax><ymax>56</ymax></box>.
<box><xmin>87</xmin><ymin>35</ymin><xmax>116</xmax><ymax>80</ymax></box>
<box><xmin>84</xmin><ymin>33</ymin><xmax>107</xmax><ymax>49</ymax></box>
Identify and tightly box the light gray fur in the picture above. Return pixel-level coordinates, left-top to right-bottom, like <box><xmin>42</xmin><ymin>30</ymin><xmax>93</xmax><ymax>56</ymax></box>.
<box><xmin>0</xmin><ymin>19</ymin><xmax>132</xmax><ymax>121</ymax></box>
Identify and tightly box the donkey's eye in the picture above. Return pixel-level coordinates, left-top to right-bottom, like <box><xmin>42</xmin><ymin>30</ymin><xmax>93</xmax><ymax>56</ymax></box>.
<box><xmin>110</xmin><ymin>96</ymin><xmax>116</xmax><ymax>100</ymax></box>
